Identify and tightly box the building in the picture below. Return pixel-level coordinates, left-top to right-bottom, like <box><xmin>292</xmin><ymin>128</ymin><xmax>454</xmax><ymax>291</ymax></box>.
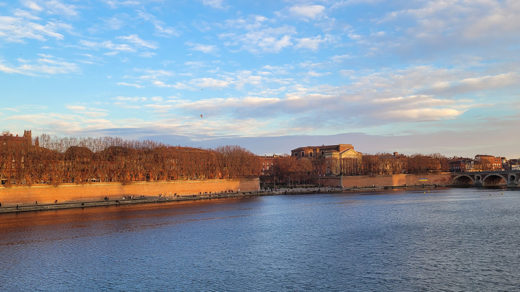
<box><xmin>0</xmin><ymin>130</ymin><xmax>36</xmax><ymax>185</ymax></box>
<box><xmin>475</xmin><ymin>155</ymin><xmax>503</xmax><ymax>171</ymax></box>
<box><xmin>507</xmin><ymin>159</ymin><xmax>520</xmax><ymax>171</ymax></box>
<box><xmin>291</xmin><ymin>144</ymin><xmax>360</xmax><ymax>160</ymax></box>
<box><xmin>449</xmin><ymin>159</ymin><xmax>475</xmax><ymax>172</ymax></box>
<box><xmin>258</xmin><ymin>155</ymin><xmax>277</xmax><ymax>176</ymax></box>
<box><xmin>0</xmin><ymin>130</ymin><xmax>34</xmax><ymax>149</ymax></box>
<box><xmin>291</xmin><ymin>144</ymin><xmax>362</xmax><ymax>175</ymax></box>
<box><xmin>449</xmin><ymin>155</ymin><xmax>504</xmax><ymax>172</ymax></box>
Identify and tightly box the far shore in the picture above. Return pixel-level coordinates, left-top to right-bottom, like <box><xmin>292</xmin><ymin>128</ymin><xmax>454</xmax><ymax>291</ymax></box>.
<box><xmin>0</xmin><ymin>184</ymin><xmax>455</xmax><ymax>214</ymax></box>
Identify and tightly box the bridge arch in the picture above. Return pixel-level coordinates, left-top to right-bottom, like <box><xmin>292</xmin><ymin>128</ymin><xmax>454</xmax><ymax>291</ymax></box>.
<box><xmin>508</xmin><ymin>174</ymin><xmax>517</xmax><ymax>185</ymax></box>
<box><xmin>482</xmin><ymin>174</ymin><xmax>507</xmax><ymax>187</ymax></box>
<box><xmin>453</xmin><ymin>175</ymin><xmax>474</xmax><ymax>186</ymax></box>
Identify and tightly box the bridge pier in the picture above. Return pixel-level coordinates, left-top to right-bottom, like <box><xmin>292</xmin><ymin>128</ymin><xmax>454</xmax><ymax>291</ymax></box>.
<box><xmin>474</xmin><ymin>174</ymin><xmax>482</xmax><ymax>187</ymax></box>
<box><xmin>508</xmin><ymin>173</ymin><xmax>518</xmax><ymax>187</ymax></box>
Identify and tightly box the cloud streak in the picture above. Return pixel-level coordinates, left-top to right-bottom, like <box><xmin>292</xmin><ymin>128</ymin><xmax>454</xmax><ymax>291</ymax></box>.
<box><xmin>0</xmin><ymin>15</ymin><xmax>70</xmax><ymax>42</ymax></box>
<box><xmin>289</xmin><ymin>4</ymin><xmax>325</xmax><ymax>20</ymax></box>
<box><xmin>0</xmin><ymin>55</ymin><xmax>79</xmax><ymax>75</ymax></box>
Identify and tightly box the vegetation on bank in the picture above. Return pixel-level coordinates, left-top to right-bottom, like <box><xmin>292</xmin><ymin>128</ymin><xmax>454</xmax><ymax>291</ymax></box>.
<box><xmin>1</xmin><ymin>132</ymin><xmax>456</xmax><ymax>187</ymax></box>
<box><xmin>263</xmin><ymin>153</ymin><xmax>451</xmax><ymax>186</ymax></box>
<box><xmin>1</xmin><ymin>134</ymin><xmax>260</xmax><ymax>186</ymax></box>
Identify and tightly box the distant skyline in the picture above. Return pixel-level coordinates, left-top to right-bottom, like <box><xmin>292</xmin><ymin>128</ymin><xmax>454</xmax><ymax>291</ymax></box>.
<box><xmin>1</xmin><ymin>0</ymin><xmax>519</xmax><ymax>157</ymax></box>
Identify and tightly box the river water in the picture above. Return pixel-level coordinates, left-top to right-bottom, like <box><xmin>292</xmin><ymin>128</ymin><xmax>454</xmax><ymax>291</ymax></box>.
<box><xmin>1</xmin><ymin>188</ymin><xmax>519</xmax><ymax>291</ymax></box>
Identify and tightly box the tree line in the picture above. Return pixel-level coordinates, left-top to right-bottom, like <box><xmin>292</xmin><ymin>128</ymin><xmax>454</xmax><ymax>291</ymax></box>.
<box><xmin>263</xmin><ymin>153</ymin><xmax>452</xmax><ymax>186</ymax></box>
<box><xmin>0</xmin><ymin>134</ymin><xmax>261</xmax><ymax>186</ymax></box>
<box><xmin>0</xmin><ymin>132</ymin><xmax>467</xmax><ymax>188</ymax></box>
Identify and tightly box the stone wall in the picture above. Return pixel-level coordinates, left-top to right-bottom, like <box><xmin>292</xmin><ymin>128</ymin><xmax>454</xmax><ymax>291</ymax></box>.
<box><xmin>0</xmin><ymin>178</ymin><xmax>259</xmax><ymax>207</ymax></box>
<box><xmin>317</xmin><ymin>173</ymin><xmax>452</xmax><ymax>188</ymax></box>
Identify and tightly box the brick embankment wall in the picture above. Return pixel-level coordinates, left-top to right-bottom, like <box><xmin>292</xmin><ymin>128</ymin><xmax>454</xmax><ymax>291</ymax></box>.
<box><xmin>317</xmin><ymin>173</ymin><xmax>452</xmax><ymax>188</ymax></box>
<box><xmin>0</xmin><ymin>178</ymin><xmax>259</xmax><ymax>207</ymax></box>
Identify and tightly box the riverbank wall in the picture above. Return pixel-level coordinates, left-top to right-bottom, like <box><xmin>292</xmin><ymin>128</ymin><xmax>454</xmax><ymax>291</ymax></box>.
<box><xmin>318</xmin><ymin>173</ymin><xmax>452</xmax><ymax>188</ymax></box>
<box><xmin>0</xmin><ymin>174</ymin><xmax>453</xmax><ymax>214</ymax></box>
<box><xmin>0</xmin><ymin>185</ymin><xmax>348</xmax><ymax>214</ymax></box>
<box><xmin>0</xmin><ymin>178</ymin><xmax>259</xmax><ymax>207</ymax></box>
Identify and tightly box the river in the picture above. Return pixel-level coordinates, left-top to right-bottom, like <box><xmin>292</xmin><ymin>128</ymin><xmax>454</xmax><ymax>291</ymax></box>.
<box><xmin>0</xmin><ymin>188</ymin><xmax>519</xmax><ymax>291</ymax></box>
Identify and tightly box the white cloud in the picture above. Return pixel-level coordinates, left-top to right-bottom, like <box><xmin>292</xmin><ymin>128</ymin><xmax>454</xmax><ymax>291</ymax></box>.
<box><xmin>223</xmin><ymin>15</ymin><xmax>268</xmax><ymax>30</ymax></box>
<box><xmin>428</xmin><ymin>73</ymin><xmax>519</xmax><ymax>96</ymax></box>
<box><xmin>233</xmin><ymin>71</ymin><xmax>263</xmax><ymax>88</ymax></box>
<box><xmin>331</xmin><ymin>54</ymin><xmax>351</xmax><ymax>62</ymax></box>
<box><xmin>307</xmin><ymin>71</ymin><xmax>329</xmax><ymax>77</ymax></box>
<box><xmin>0</xmin><ymin>63</ymin><xmax>20</xmax><ymax>74</ymax></box>
<box><xmin>380</xmin><ymin>0</ymin><xmax>520</xmax><ymax>54</ymax></box>
<box><xmin>383</xmin><ymin>108</ymin><xmax>462</xmax><ymax>121</ymax></box>
<box><xmin>114</xmin><ymin>96</ymin><xmax>148</xmax><ymax>102</ymax></box>
<box><xmin>331</xmin><ymin>0</ymin><xmax>383</xmax><ymax>9</ymax></box>
<box><xmin>191</xmin><ymin>77</ymin><xmax>230</xmax><ymax>88</ymax></box>
<box><xmin>143</xmin><ymin>65</ymin><xmax>514</xmax><ymax>129</ymax></box>
<box><xmin>269</xmin><ymin>35</ymin><xmax>292</xmax><ymax>52</ymax></box>
<box><xmin>177</xmin><ymin>96</ymin><xmax>280</xmax><ymax>112</ymax></box>
<box><xmin>137</xmin><ymin>10</ymin><xmax>179</xmax><ymax>37</ymax></box>
<box><xmin>66</xmin><ymin>105</ymin><xmax>86</xmax><ymax>111</ymax></box>
<box><xmin>23</xmin><ymin>1</ymin><xmax>43</xmax><ymax>11</ymax></box>
<box><xmin>104</xmin><ymin>0</ymin><xmax>141</xmax><ymax>9</ymax></box>
<box><xmin>152</xmin><ymin>80</ymin><xmax>190</xmax><ymax>90</ymax></box>
<box><xmin>221</xmin><ymin>26</ymin><xmax>295</xmax><ymax>53</ymax></box>
<box><xmin>460</xmin><ymin>73</ymin><xmax>518</xmax><ymax>91</ymax></box>
<box><xmin>289</xmin><ymin>4</ymin><xmax>325</xmax><ymax>20</ymax></box>
<box><xmin>117</xmin><ymin>82</ymin><xmax>144</xmax><ymax>88</ymax></box>
<box><xmin>202</xmin><ymin>0</ymin><xmax>224</xmax><ymax>9</ymax></box>
<box><xmin>119</xmin><ymin>69</ymin><xmax>188</xmax><ymax>89</ymax></box>
<box><xmin>22</xmin><ymin>0</ymin><xmax>78</xmax><ymax>16</ymax></box>
<box><xmin>130</xmin><ymin>67</ymin><xmax>268</xmax><ymax>90</ymax></box>
<box><xmin>80</xmin><ymin>35</ymin><xmax>157</xmax><ymax>55</ymax></box>
<box><xmin>219</xmin><ymin>15</ymin><xmax>296</xmax><ymax>53</ymax></box>
<box><xmin>102</xmin><ymin>15</ymin><xmax>126</xmax><ymax>30</ymax></box>
<box><xmin>0</xmin><ymin>56</ymin><xmax>79</xmax><ymax>76</ymax></box>
<box><xmin>4</xmin><ymin>112</ymin><xmax>117</xmax><ymax>134</ymax></box>
<box><xmin>44</xmin><ymin>0</ymin><xmax>78</xmax><ymax>16</ymax></box>
<box><xmin>138</xmin><ymin>69</ymin><xmax>174</xmax><ymax>79</ymax></box>
<box><xmin>295</xmin><ymin>35</ymin><xmax>330</xmax><ymax>50</ymax></box>
<box><xmin>13</xmin><ymin>9</ymin><xmax>41</xmax><ymax>20</ymax></box>
<box><xmin>0</xmin><ymin>15</ymin><xmax>70</xmax><ymax>42</ymax></box>
<box><xmin>117</xmin><ymin>34</ymin><xmax>157</xmax><ymax>49</ymax></box>
<box><xmin>80</xmin><ymin>40</ymin><xmax>134</xmax><ymax>53</ymax></box>
<box><xmin>144</xmin><ymin>103</ymin><xmax>173</xmax><ymax>113</ymax></box>
<box><xmin>153</xmin><ymin>24</ymin><xmax>178</xmax><ymax>37</ymax></box>
<box><xmin>67</xmin><ymin>105</ymin><xmax>108</xmax><ymax>118</ymax></box>
<box><xmin>187</xmin><ymin>42</ymin><xmax>217</xmax><ymax>53</ymax></box>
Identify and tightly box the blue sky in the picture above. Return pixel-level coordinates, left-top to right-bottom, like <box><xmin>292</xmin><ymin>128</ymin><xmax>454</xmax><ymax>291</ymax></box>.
<box><xmin>1</xmin><ymin>0</ymin><xmax>519</xmax><ymax>157</ymax></box>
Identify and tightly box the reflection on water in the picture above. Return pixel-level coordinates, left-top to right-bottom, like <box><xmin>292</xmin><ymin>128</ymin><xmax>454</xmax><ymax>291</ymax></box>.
<box><xmin>1</xmin><ymin>189</ymin><xmax>519</xmax><ymax>291</ymax></box>
<box><xmin>0</xmin><ymin>198</ymin><xmax>257</xmax><ymax>246</ymax></box>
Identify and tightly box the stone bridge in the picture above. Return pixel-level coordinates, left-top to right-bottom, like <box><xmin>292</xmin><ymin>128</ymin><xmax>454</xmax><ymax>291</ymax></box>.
<box><xmin>452</xmin><ymin>171</ymin><xmax>520</xmax><ymax>187</ymax></box>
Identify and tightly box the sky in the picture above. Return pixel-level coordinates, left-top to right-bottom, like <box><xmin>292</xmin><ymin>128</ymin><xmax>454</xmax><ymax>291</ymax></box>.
<box><xmin>1</xmin><ymin>0</ymin><xmax>519</xmax><ymax>157</ymax></box>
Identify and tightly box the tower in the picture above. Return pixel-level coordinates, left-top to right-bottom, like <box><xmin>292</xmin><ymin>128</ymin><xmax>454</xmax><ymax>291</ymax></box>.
<box><xmin>23</xmin><ymin>130</ymin><xmax>32</xmax><ymax>147</ymax></box>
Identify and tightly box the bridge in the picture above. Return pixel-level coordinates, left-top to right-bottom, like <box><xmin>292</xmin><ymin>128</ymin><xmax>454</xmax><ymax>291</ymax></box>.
<box><xmin>452</xmin><ymin>171</ymin><xmax>520</xmax><ymax>187</ymax></box>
